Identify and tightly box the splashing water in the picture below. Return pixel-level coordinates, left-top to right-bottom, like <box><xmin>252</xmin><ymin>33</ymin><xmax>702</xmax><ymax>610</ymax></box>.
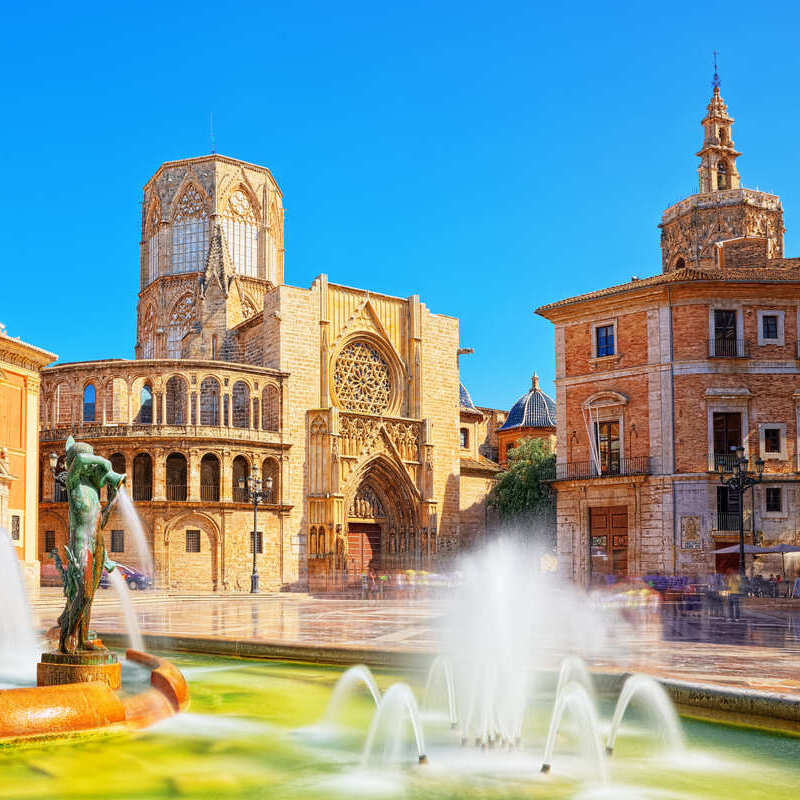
<box><xmin>324</xmin><ymin>665</ymin><xmax>382</xmax><ymax>727</ymax></box>
<box><xmin>0</xmin><ymin>527</ymin><xmax>38</xmax><ymax>683</ymax></box>
<box><xmin>555</xmin><ymin>656</ymin><xmax>596</xmax><ymax>708</ymax></box>
<box><xmin>361</xmin><ymin>683</ymin><xmax>426</xmax><ymax>766</ymax></box>
<box><xmin>606</xmin><ymin>674</ymin><xmax>684</xmax><ymax>755</ymax></box>
<box><xmin>116</xmin><ymin>486</ymin><xmax>153</xmax><ymax>578</ymax></box>
<box><xmin>422</xmin><ymin>655</ymin><xmax>458</xmax><ymax>728</ymax></box>
<box><xmin>108</xmin><ymin>568</ymin><xmax>144</xmax><ymax>651</ymax></box>
<box><xmin>541</xmin><ymin>682</ymin><xmax>607</xmax><ymax>782</ymax></box>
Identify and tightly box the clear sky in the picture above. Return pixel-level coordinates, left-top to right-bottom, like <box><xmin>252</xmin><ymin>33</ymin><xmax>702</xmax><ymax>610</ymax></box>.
<box><xmin>3</xmin><ymin>0</ymin><xmax>800</xmax><ymax>410</ymax></box>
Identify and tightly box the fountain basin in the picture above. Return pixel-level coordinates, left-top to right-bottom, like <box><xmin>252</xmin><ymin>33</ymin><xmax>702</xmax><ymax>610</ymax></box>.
<box><xmin>0</xmin><ymin>650</ymin><xmax>189</xmax><ymax>743</ymax></box>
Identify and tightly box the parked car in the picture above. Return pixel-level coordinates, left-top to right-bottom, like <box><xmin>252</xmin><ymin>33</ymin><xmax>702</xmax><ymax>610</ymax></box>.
<box><xmin>99</xmin><ymin>563</ymin><xmax>153</xmax><ymax>591</ymax></box>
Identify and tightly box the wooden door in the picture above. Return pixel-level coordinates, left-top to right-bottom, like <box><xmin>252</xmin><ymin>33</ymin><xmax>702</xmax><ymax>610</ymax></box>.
<box><xmin>590</xmin><ymin>506</ymin><xmax>628</xmax><ymax>585</ymax></box>
<box><xmin>347</xmin><ymin>523</ymin><xmax>382</xmax><ymax>582</ymax></box>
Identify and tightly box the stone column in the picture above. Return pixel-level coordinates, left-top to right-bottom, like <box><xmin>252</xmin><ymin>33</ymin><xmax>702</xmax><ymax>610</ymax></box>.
<box><xmin>221</xmin><ymin>450</ymin><xmax>232</xmax><ymax>502</ymax></box>
<box><xmin>188</xmin><ymin>449</ymin><xmax>200</xmax><ymax>502</ymax></box>
<box><xmin>153</xmin><ymin>448</ymin><xmax>166</xmax><ymax>501</ymax></box>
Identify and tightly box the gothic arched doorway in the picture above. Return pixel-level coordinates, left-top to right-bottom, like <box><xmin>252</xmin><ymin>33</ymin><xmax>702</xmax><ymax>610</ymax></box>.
<box><xmin>344</xmin><ymin>455</ymin><xmax>420</xmax><ymax>586</ymax></box>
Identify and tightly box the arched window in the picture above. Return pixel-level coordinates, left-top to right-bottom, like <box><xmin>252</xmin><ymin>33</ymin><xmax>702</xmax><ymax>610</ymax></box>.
<box><xmin>171</xmin><ymin>186</ymin><xmax>209</xmax><ymax>273</ymax></box>
<box><xmin>110</xmin><ymin>453</ymin><xmax>126</xmax><ymax>477</ymax></box>
<box><xmin>459</xmin><ymin>427</ymin><xmax>469</xmax><ymax>449</ymax></box>
<box><xmin>232</xmin><ymin>381</ymin><xmax>250</xmax><ymax>428</ymax></box>
<box><xmin>200</xmin><ymin>453</ymin><xmax>220</xmax><ymax>501</ymax></box>
<box><xmin>147</xmin><ymin>205</ymin><xmax>160</xmax><ymax>284</ymax></box>
<box><xmin>166</xmin><ymin>453</ymin><xmax>187</xmax><ymax>501</ymax></box>
<box><xmin>200</xmin><ymin>377</ymin><xmax>220</xmax><ymax>426</ymax></box>
<box><xmin>137</xmin><ymin>384</ymin><xmax>153</xmax><ymax>424</ymax></box>
<box><xmin>261</xmin><ymin>458</ymin><xmax>280</xmax><ymax>504</ymax></box>
<box><xmin>133</xmin><ymin>453</ymin><xmax>153</xmax><ymax>501</ymax></box>
<box><xmin>140</xmin><ymin>305</ymin><xmax>155</xmax><ymax>359</ymax></box>
<box><xmin>55</xmin><ymin>383</ymin><xmax>71</xmax><ymax>425</ymax></box>
<box><xmin>165</xmin><ymin>376</ymin><xmax>188</xmax><ymax>425</ymax></box>
<box><xmin>262</xmin><ymin>385</ymin><xmax>280</xmax><ymax>431</ymax></box>
<box><xmin>83</xmin><ymin>384</ymin><xmax>96</xmax><ymax>422</ymax></box>
<box><xmin>675</xmin><ymin>257</ymin><xmax>686</xmax><ymax>271</ymax></box>
<box><xmin>222</xmin><ymin>190</ymin><xmax>258</xmax><ymax>277</ymax></box>
<box><xmin>717</xmin><ymin>161</ymin><xmax>729</xmax><ymax>190</ymax></box>
<box><xmin>232</xmin><ymin>455</ymin><xmax>249</xmax><ymax>502</ymax></box>
<box><xmin>167</xmin><ymin>294</ymin><xmax>194</xmax><ymax>359</ymax></box>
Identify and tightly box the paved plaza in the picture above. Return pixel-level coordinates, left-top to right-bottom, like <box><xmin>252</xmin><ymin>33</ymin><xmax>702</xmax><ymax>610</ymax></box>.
<box><xmin>31</xmin><ymin>589</ymin><xmax>800</xmax><ymax>697</ymax></box>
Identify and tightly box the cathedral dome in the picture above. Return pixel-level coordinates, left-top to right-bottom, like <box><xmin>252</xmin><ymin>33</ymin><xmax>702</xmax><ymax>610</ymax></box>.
<box><xmin>499</xmin><ymin>373</ymin><xmax>556</xmax><ymax>431</ymax></box>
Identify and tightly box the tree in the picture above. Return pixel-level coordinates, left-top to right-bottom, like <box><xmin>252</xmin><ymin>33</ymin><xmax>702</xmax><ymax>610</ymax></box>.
<box><xmin>488</xmin><ymin>438</ymin><xmax>556</xmax><ymax>547</ymax></box>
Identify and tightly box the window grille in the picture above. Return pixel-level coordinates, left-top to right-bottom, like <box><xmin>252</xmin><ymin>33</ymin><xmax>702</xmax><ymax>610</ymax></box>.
<box><xmin>185</xmin><ymin>530</ymin><xmax>201</xmax><ymax>553</ymax></box>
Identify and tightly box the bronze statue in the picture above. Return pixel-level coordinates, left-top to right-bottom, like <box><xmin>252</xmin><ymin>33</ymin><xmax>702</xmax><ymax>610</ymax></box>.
<box><xmin>51</xmin><ymin>436</ymin><xmax>125</xmax><ymax>654</ymax></box>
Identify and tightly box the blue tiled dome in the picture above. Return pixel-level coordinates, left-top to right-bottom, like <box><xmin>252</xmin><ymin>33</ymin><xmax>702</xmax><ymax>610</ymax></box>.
<box><xmin>499</xmin><ymin>373</ymin><xmax>556</xmax><ymax>431</ymax></box>
<box><xmin>459</xmin><ymin>382</ymin><xmax>477</xmax><ymax>411</ymax></box>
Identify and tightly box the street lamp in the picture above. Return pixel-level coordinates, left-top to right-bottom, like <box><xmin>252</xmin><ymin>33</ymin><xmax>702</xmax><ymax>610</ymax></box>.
<box><xmin>717</xmin><ymin>445</ymin><xmax>764</xmax><ymax>580</ymax></box>
<box><xmin>238</xmin><ymin>464</ymin><xmax>274</xmax><ymax>594</ymax></box>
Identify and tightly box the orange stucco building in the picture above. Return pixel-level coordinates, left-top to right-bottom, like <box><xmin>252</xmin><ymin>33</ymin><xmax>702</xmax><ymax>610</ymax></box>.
<box><xmin>0</xmin><ymin>324</ymin><xmax>56</xmax><ymax>594</ymax></box>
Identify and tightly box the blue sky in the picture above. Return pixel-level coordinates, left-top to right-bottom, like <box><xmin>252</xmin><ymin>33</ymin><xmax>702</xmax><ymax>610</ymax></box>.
<box><xmin>3</xmin><ymin>1</ymin><xmax>800</xmax><ymax>410</ymax></box>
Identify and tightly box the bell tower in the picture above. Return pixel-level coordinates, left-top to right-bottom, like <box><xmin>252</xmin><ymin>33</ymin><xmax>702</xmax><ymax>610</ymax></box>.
<box><xmin>659</xmin><ymin>61</ymin><xmax>784</xmax><ymax>272</ymax></box>
<box><xmin>697</xmin><ymin>59</ymin><xmax>741</xmax><ymax>193</ymax></box>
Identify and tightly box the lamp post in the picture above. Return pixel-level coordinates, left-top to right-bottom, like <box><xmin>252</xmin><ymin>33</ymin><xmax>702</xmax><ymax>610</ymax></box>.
<box><xmin>238</xmin><ymin>464</ymin><xmax>273</xmax><ymax>594</ymax></box>
<box><xmin>717</xmin><ymin>445</ymin><xmax>764</xmax><ymax>580</ymax></box>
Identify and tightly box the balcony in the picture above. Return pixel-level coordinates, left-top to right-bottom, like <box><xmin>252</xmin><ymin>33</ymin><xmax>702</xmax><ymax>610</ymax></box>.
<box><xmin>39</xmin><ymin>422</ymin><xmax>282</xmax><ymax>444</ymax></box>
<box><xmin>708</xmin><ymin>338</ymin><xmax>749</xmax><ymax>358</ymax></box>
<box><xmin>716</xmin><ymin>511</ymin><xmax>753</xmax><ymax>533</ymax></box>
<box><xmin>232</xmin><ymin>487</ymin><xmax>249</xmax><ymax>503</ymax></box>
<box><xmin>200</xmin><ymin>484</ymin><xmax>220</xmax><ymax>502</ymax></box>
<box><xmin>166</xmin><ymin>484</ymin><xmax>187</xmax><ymax>502</ymax></box>
<box><xmin>132</xmin><ymin>485</ymin><xmax>153</xmax><ymax>502</ymax></box>
<box><xmin>545</xmin><ymin>456</ymin><xmax>653</xmax><ymax>481</ymax></box>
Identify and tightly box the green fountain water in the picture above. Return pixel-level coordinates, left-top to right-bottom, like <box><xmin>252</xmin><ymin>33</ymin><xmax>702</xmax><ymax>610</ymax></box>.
<box><xmin>1</xmin><ymin>653</ymin><xmax>799</xmax><ymax>800</ymax></box>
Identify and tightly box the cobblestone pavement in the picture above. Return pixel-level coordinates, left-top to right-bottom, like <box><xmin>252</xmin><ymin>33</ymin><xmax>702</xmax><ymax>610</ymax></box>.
<box><xmin>31</xmin><ymin>590</ymin><xmax>800</xmax><ymax>695</ymax></box>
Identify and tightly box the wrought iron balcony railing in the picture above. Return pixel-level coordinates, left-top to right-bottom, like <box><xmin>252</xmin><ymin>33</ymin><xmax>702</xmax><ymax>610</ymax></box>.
<box><xmin>232</xmin><ymin>487</ymin><xmax>249</xmax><ymax>503</ymax></box>
<box><xmin>200</xmin><ymin>484</ymin><xmax>220</xmax><ymax>502</ymax></box>
<box><xmin>166</xmin><ymin>484</ymin><xmax>187</xmax><ymax>501</ymax></box>
<box><xmin>713</xmin><ymin>452</ymin><xmax>740</xmax><ymax>473</ymax></box>
<box><xmin>708</xmin><ymin>338</ymin><xmax>749</xmax><ymax>358</ymax></box>
<box><xmin>132</xmin><ymin>485</ymin><xmax>152</xmax><ymax>502</ymax></box>
<box><xmin>544</xmin><ymin>456</ymin><xmax>653</xmax><ymax>481</ymax></box>
<box><xmin>716</xmin><ymin>511</ymin><xmax>753</xmax><ymax>532</ymax></box>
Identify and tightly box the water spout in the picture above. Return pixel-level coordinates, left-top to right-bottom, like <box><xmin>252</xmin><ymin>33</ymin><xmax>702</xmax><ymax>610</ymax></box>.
<box><xmin>555</xmin><ymin>656</ymin><xmax>596</xmax><ymax>707</ymax></box>
<box><xmin>605</xmin><ymin>674</ymin><xmax>684</xmax><ymax>756</ymax></box>
<box><xmin>116</xmin><ymin>486</ymin><xmax>153</xmax><ymax>579</ymax></box>
<box><xmin>323</xmin><ymin>665</ymin><xmax>382</xmax><ymax>727</ymax></box>
<box><xmin>541</xmin><ymin>682</ymin><xmax>607</xmax><ymax>782</ymax></box>
<box><xmin>422</xmin><ymin>655</ymin><xmax>458</xmax><ymax>728</ymax></box>
<box><xmin>361</xmin><ymin>683</ymin><xmax>426</xmax><ymax>767</ymax></box>
<box><xmin>108</xmin><ymin>568</ymin><xmax>144</xmax><ymax>652</ymax></box>
<box><xmin>0</xmin><ymin>527</ymin><xmax>38</xmax><ymax>684</ymax></box>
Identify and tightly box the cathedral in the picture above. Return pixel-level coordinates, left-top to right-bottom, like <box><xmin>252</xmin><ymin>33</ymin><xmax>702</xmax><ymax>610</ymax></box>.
<box><xmin>37</xmin><ymin>154</ymin><xmax>503</xmax><ymax>591</ymax></box>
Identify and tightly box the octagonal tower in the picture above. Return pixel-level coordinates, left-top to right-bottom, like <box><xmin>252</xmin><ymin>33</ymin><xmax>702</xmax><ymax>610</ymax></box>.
<box><xmin>136</xmin><ymin>155</ymin><xmax>285</xmax><ymax>361</ymax></box>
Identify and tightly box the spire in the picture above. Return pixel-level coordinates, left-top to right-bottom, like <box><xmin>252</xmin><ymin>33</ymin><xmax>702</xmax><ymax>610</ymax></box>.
<box><xmin>697</xmin><ymin>56</ymin><xmax>741</xmax><ymax>194</ymax></box>
<box><xmin>531</xmin><ymin>371</ymin><xmax>539</xmax><ymax>391</ymax></box>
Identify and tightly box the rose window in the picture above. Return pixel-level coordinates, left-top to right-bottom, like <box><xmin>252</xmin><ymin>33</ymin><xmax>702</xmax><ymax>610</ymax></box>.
<box><xmin>333</xmin><ymin>341</ymin><xmax>392</xmax><ymax>414</ymax></box>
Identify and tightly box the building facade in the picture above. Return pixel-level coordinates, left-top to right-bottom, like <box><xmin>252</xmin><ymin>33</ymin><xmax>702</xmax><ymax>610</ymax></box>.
<box><xmin>38</xmin><ymin>154</ymin><xmax>502</xmax><ymax>592</ymax></box>
<box><xmin>537</xmin><ymin>81</ymin><xmax>800</xmax><ymax>585</ymax></box>
<box><xmin>0</xmin><ymin>325</ymin><xmax>55</xmax><ymax>595</ymax></box>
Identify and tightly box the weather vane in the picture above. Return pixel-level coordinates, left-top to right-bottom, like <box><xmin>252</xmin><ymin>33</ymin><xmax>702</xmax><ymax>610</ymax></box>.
<box><xmin>712</xmin><ymin>50</ymin><xmax>720</xmax><ymax>91</ymax></box>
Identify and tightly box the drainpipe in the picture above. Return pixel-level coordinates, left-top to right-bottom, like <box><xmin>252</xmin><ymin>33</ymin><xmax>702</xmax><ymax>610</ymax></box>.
<box><xmin>667</xmin><ymin>286</ymin><xmax>678</xmax><ymax>575</ymax></box>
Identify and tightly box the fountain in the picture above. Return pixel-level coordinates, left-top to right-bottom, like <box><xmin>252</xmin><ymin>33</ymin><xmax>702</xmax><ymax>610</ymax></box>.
<box><xmin>422</xmin><ymin>655</ymin><xmax>458</xmax><ymax>729</ymax></box>
<box><xmin>361</xmin><ymin>682</ymin><xmax>427</xmax><ymax>766</ymax></box>
<box><xmin>116</xmin><ymin>485</ymin><xmax>154</xmax><ymax>578</ymax></box>
<box><xmin>605</xmin><ymin>674</ymin><xmax>684</xmax><ymax>755</ymax></box>
<box><xmin>108</xmin><ymin>568</ymin><xmax>145</xmax><ymax>652</ymax></box>
<box><xmin>0</xmin><ymin>527</ymin><xmax>38</xmax><ymax>684</ymax></box>
<box><xmin>323</xmin><ymin>664</ymin><xmax>382</xmax><ymax>727</ymax></box>
<box><xmin>0</xmin><ymin>435</ymin><xmax>189</xmax><ymax>743</ymax></box>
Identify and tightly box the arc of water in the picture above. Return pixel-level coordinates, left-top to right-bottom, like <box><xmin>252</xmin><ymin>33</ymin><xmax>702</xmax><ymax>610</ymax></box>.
<box><xmin>0</xmin><ymin>527</ymin><xmax>38</xmax><ymax>683</ymax></box>
<box><xmin>116</xmin><ymin>487</ymin><xmax>154</xmax><ymax>578</ymax></box>
<box><xmin>555</xmin><ymin>656</ymin><xmax>596</xmax><ymax>706</ymax></box>
<box><xmin>605</xmin><ymin>674</ymin><xmax>684</xmax><ymax>756</ymax></box>
<box><xmin>422</xmin><ymin>655</ymin><xmax>458</xmax><ymax>729</ymax></box>
<box><xmin>108</xmin><ymin>569</ymin><xmax>144</xmax><ymax>652</ymax></box>
<box><xmin>323</xmin><ymin>665</ymin><xmax>382</xmax><ymax>727</ymax></box>
<box><xmin>541</xmin><ymin>682</ymin><xmax>607</xmax><ymax>783</ymax></box>
<box><xmin>361</xmin><ymin>683</ymin><xmax>427</xmax><ymax>766</ymax></box>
